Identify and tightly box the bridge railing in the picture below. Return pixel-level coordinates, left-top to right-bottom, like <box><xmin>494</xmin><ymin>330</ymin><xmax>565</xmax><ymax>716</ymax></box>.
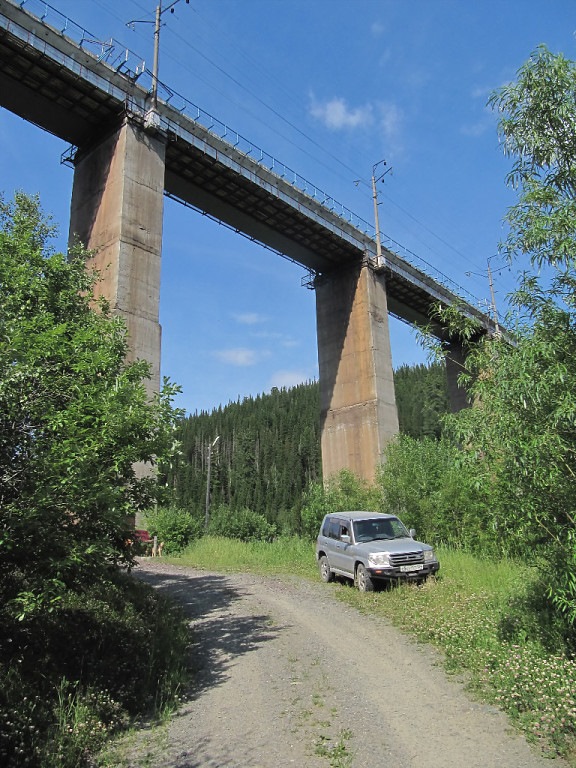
<box><xmin>150</xmin><ymin>79</ymin><xmax>481</xmax><ymax>308</ymax></box>
<box><xmin>17</xmin><ymin>0</ymin><xmax>145</xmax><ymax>78</ymax></box>
<box><xmin>380</xmin><ymin>235</ymin><xmax>481</xmax><ymax>309</ymax></box>
<box><xmin>16</xmin><ymin>0</ymin><xmax>482</xmax><ymax>314</ymax></box>
<box><xmin>153</xmin><ymin>80</ymin><xmax>376</xmax><ymax>235</ymax></box>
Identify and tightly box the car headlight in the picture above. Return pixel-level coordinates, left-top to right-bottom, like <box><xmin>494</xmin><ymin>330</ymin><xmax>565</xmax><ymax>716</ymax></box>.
<box><xmin>423</xmin><ymin>549</ymin><xmax>437</xmax><ymax>563</ymax></box>
<box><xmin>368</xmin><ymin>552</ymin><xmax>391</xmax><ymax>567</ymax></box>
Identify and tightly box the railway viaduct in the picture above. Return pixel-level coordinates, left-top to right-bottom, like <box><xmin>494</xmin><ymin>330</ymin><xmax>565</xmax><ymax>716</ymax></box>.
<box><xmin>0</xmin><ymin>0</ymin><xmax>493</xmax><ymax>481</ymax></box>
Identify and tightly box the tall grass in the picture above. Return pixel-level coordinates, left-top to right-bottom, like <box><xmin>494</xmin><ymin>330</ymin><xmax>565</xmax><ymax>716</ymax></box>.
<box><xmin>174</xmin><ymin>535</ymin><xmax>318</xmax><ymax>578</ymax></box>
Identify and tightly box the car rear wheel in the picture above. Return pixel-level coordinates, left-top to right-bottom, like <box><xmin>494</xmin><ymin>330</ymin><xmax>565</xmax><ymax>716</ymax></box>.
<box><xmin>356</xmin><ymin>564</ymin><xmax>374</xmax><ymax>592</ymax></box>
<box><xmin>319</xmin><ymin>556</ymin><xmax>334</xmax><ymax>583</ymax></box>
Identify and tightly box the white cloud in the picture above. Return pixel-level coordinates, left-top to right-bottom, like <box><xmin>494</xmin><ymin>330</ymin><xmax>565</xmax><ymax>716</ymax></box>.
<box><xmin>309</xmin><ymin>94</ymin><xmax>373</xmax><ymax>130</ymax></box>
<box><xmin>249</xmin><ymin>331</ymin><xmax>299</xmax><ymax>347</ymax></box>
<box><xmin>461</xmin><ymin>120</ymin><xmax>490</xmax><ymax>138</ymax></box>
<box><xmin>213</xmin><ymin>347</ymin><xmax>263</xmax><ymax>366</ymax></box>
<box><xmin>251</xmin><ymin>330</ymin><xmax>283</xmax><ymax>340</ymax></box>
<box><xmin>472</xmin><ymin>85</ymin><xmax>492</xmax><ymax>100</ymax></box>
<box><xmin>461</xmin><ymin>97</ymin><xmax>496</xmax><ymax>138</ymax></box>
<box><xmin>233</xmin><ymin>312</ymin><xmax>266</xmax><ymax>325</ymax></box>
<box><xmin>378</xmin><ymin>48</ymin><xmax>392</xmax><ymax>67</ymax></box>
<box><xmin>269</xmin><ymin>369</ymin><xmax>313</xmax><ymax>390</ymax></box>
<box><xmin>309</xmin><ymin>93</ymin><xmax>404</xmax><ymax>155</ymax></box>
<box><xmin>377</xmin><ymin>101</ymin><xmax>403</xmax><ymax>144</ymax></box>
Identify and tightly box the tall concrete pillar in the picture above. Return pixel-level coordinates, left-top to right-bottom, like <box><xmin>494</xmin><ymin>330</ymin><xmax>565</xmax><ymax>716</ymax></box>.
<box><xmin>316</xmin><ymin>263</ymin><xmax>399</xmax><ymax>484</ymax></box>
<box><xmin>68</xmin><ymin>118</ymin><xmax>166</xmax><ymax>398</ymax></box>
<box><xmin>445</xmin><ymin>340</ymin><xmax>469</xmax><ymax>412</ymax></box>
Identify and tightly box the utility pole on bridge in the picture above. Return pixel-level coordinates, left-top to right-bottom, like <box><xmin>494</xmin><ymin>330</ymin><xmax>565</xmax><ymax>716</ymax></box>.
<box><xmin>127</xmin><ymin>0</ymin><xmax>189</xmax><ymax>118</ymax></box>
<box><xmin>466</xmin><ymin>255</ymin><xmax>502</xmax><ymax>337</ymax></box>
<box><xmin>371</xmin><ymin>159</ymin><xmax>392</xmax><ymax>270</ymax></box>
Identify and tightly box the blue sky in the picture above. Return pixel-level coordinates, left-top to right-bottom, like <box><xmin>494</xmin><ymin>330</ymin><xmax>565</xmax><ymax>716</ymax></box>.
<box><xmin>1</xmin><ymin>0</ymin><xmax>575</xmax><ymax>415</ymax></box>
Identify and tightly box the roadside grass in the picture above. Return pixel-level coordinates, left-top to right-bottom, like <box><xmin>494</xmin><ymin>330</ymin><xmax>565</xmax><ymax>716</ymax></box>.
<box><xmin>172</xmin><ymin>534</ymin><xmax>318</xmax><ymax>578</ymax></box>
<box><xmin>171</xmin><ymin>540</ymin><xmax>576</xmax><ymax>763</ymax></box>
<box><xmin>336</xmin><ymin>549</ymin><xmax>576</xmax><ymax>763</ymax></box>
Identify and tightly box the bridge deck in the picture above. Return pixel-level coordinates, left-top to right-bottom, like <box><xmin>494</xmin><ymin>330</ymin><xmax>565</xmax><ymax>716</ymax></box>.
<box><xmin>0</xmin><ymin>0</ymin><xmax>491</xmax><ymax>333</ymax></box>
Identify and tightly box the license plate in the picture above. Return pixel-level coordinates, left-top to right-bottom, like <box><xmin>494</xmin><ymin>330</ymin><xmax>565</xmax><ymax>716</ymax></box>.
<box><xmin>400</xmin><ymin>563</ymin><xmax>424</xmax><ymax>573</ymax></box>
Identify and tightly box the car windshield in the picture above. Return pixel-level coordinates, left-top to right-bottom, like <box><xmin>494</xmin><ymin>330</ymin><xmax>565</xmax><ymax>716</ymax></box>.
<box><xmin>353</xmin><ymin>517</ymin><xmax>409</xmax><ymax>542</ymax></box>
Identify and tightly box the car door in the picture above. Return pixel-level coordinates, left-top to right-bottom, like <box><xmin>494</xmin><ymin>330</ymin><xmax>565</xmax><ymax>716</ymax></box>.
<box><xmin>329</xmin><ymin>519</ymin><xmax>354</xmax><ymax>576</ymax></box>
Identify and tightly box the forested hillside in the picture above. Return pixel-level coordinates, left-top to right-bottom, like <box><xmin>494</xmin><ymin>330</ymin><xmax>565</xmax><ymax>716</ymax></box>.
<box><xmin>164</xmin><ymin>382</ymin><xmax>322</xmax><ymax>531</ymax></box>
<box><xmin>394</xmin><ymin>362</ymin><xmax>448</xmax><ymax>438</ymax></box>
<box><xmin>163</xmin><ymin>363</ymin><xmax>449</xmax><ymax>526</ymax></box>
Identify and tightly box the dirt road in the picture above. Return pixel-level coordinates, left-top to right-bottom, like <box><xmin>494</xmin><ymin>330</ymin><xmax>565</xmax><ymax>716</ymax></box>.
<box><xmin>128</xmin><ymin>559</ymin><xmax>566</xmax><ymax>768</ymax></box>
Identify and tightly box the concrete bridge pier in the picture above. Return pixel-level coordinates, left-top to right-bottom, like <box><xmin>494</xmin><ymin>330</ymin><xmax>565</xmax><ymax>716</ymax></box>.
<box><xmin>68</xmin><ymin>117</ymin><xmax>166</xmax><ymax>400</ymax></box>
<box><xmin>316</xmin><ymin>262</ymin><xmax>399</xmax><ymax>484</ymax></box>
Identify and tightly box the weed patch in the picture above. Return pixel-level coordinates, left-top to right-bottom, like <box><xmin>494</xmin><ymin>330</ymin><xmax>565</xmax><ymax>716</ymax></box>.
<box><xmin>315</xmin><ymin>728</ymin><xmax>353</xmax><ymax>768</ymax></box>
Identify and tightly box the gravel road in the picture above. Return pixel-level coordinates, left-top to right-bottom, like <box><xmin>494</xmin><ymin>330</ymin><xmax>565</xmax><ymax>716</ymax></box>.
<box><xmin>126</xmin><ymin>559</ymin><xmax>567</xmax><ymax>768</ymax></box>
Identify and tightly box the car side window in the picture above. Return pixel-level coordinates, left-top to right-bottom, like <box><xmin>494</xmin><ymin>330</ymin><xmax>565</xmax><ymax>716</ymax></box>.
<box><xmin>324</xmin><ymin>518</ymin><xmax>351</xmax><ymax>541</ymax></box>
<box><xmin>328</xmin><ymin>519</ymin><xmax>340</xmax><ymax>539</ymax></box>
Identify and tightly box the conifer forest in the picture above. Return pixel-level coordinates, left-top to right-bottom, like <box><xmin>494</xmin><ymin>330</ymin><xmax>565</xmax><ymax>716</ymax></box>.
<box><xmin>162</xmin><ymin>362</ymin><xmax>449</xmax><ymax>530</ymax></box>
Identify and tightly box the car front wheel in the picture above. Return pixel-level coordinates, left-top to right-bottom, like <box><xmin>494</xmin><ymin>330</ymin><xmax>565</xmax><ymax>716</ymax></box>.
<box><xmin>319</xmin><ymin>556</ymin><xmax>334</xmax><ymax>583</ymax></box>
<box><xmin>356</xmin><ymin>563</ymin><xmax>374</xmax><ymax>592</ymax></box>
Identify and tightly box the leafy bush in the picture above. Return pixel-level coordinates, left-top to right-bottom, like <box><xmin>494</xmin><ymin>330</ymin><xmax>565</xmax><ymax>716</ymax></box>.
<box><xmin>378</xmin><ymin>435</ymin><xmax>496</xmax><ymax>551</ymax></box>
<box><xmin>207</xmin><ymin>505</ymin><xmax>277</xmax><ymax>542</ymax></box>
<box><xmin>300</xmin><ymin>469</ymin><xmax>381</xmax><ymax>540</ymax></box>
<box><xmin>0</xmin><ymin>572</ymin><xmax>189</xmax><ymax>767</ymax></box>
<box><xmin>145</xmin><ymin>506</ymin><xmax>203</xmax><ymax>554</ymax></box>
<box><xmin>0</xmin><ymin>192</ymin><xmax>182</xmax><ymax>617</ymax></box>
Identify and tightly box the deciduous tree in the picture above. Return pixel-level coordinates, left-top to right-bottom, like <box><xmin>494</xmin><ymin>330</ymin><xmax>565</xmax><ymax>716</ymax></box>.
<box><xmin>489</xmin><ymin>45</ymin><xmax>576</xmax><ymax>270</ymax></box>
<box><xmin>0</xmin><ymin>192</ymin><xmax>181</xmax><ymax>618</ymax></box>
<box><xmin>442</xmin><ymin>46</ymin><xmax>576</xmax><ymax>625</ymax></box>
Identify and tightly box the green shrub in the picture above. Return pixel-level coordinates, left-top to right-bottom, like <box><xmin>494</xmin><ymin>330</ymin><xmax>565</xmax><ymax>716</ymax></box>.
<box><xmin>0</xmin><ymin>571</ymin><xmax>189</xmax><ymax>767</ymax></box>
<box><xmin>378</xmin><ymin>435</ymin><xmax>497</xmax><ymax>552</ymax></box>
<box><xmin>144</xmin><ymin>506</ymin><xmax>203</xmax><ymax>554</ymax></box>
<box><xmin>207</xmin><ymin>505</ymin><xmax>277</xmax><ymax>542</ymax></box>
<box><xmin>300</xmin><ymin>469</ymin><xmax>381</xmax><ymax>540</ymax></box>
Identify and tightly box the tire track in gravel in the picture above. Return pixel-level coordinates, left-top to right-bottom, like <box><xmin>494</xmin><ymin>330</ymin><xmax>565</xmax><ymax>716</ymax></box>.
<box><xmin>125</xmin><ymin>560</ymin><xmax>568</xmax><ymax>768</ymax></box>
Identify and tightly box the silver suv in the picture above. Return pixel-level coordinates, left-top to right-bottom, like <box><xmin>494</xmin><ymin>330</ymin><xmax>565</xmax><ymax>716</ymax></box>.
<box><xmin>316</xmin><ymin>511</ymin><xmax>440</xmax><ymax>591</ymax></box>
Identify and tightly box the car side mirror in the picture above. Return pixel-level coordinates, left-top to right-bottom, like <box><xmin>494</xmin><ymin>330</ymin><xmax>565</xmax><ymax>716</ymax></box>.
<box><xmin>341</xmin><ymin>534</ymin><xmax>351</xmax><ymax>544</ymax></box>
<box><xmin>409</xmin><ymin>529</ymin><xmax>416</xmax><ymax>538</ymax></box>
